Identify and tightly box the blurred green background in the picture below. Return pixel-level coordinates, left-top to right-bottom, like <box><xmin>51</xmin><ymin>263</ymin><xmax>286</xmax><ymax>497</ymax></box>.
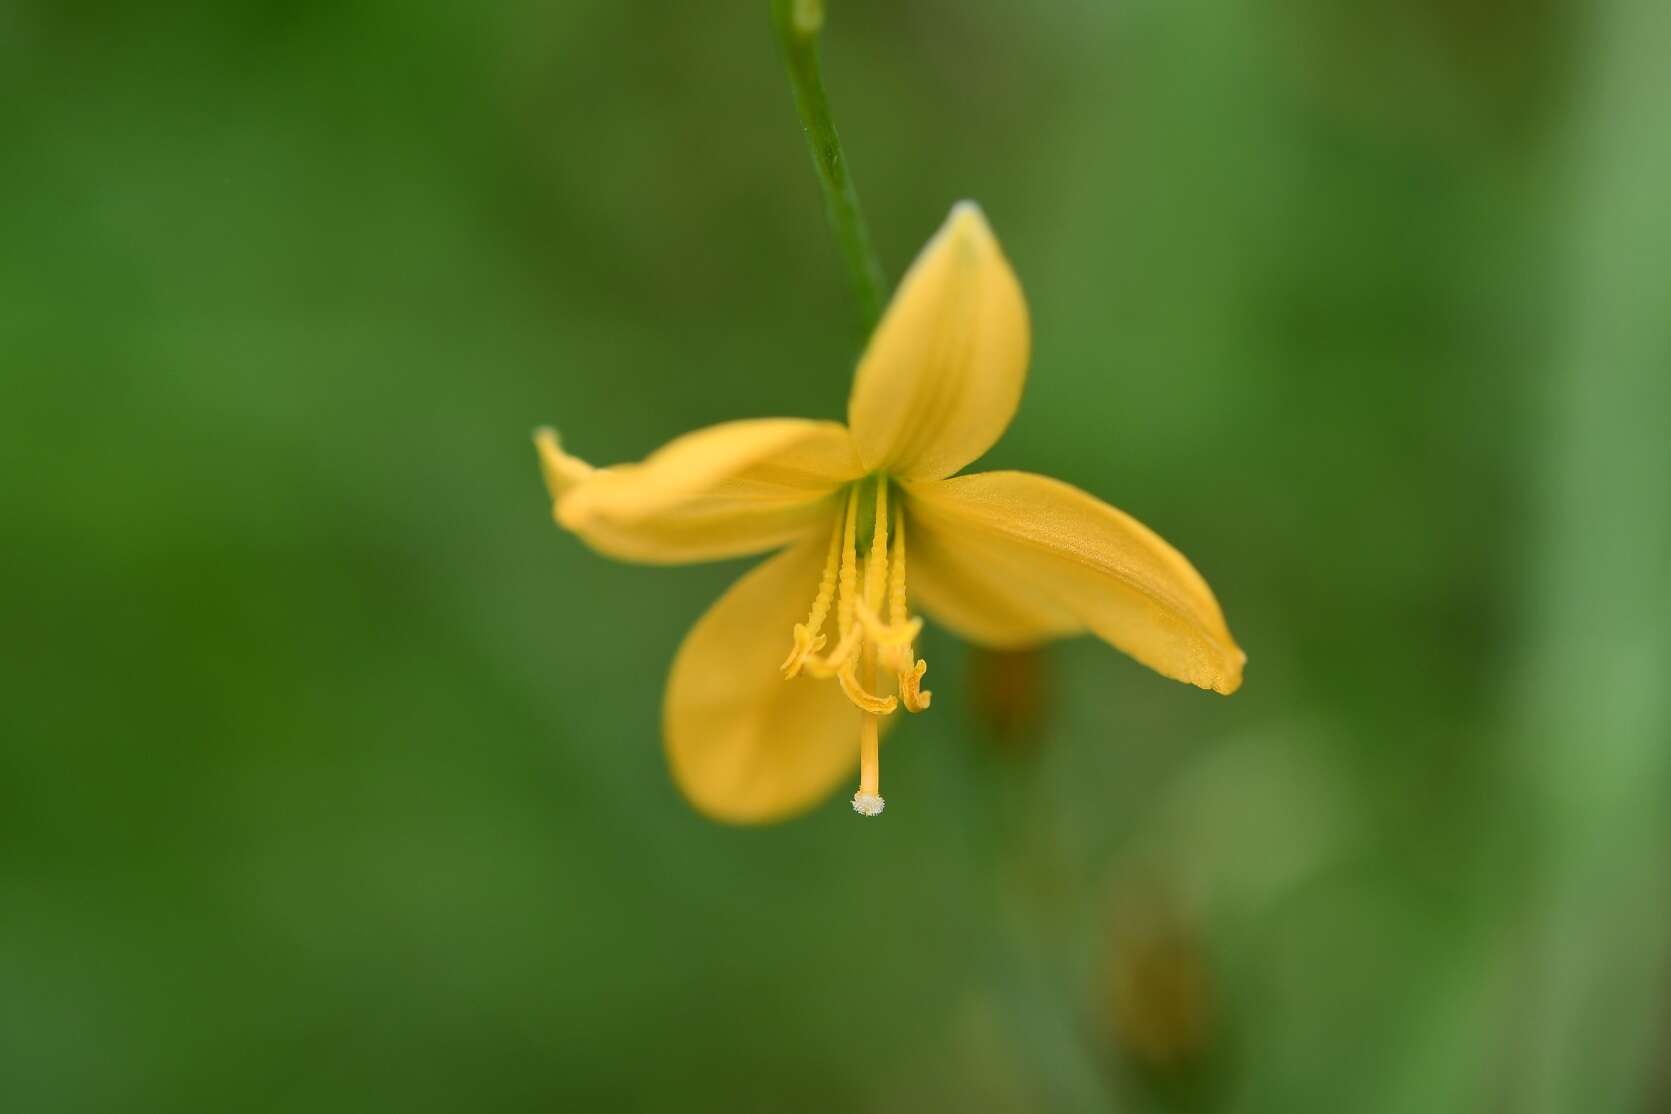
<box><xmin>3</xmin><ymin>1</ymin><xmax>1667</xmax><ymax>1110</ymax></box>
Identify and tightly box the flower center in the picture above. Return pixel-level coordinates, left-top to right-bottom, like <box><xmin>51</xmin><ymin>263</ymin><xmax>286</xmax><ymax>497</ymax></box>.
<box><xmin>779</xmin><ymin>474</ymin><xmax>932</xmax><ymax>817</ymax></box>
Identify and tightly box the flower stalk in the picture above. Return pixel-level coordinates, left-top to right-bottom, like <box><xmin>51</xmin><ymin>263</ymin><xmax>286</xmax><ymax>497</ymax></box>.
<box><xmin>769</xmin><ymin>0</ymin><xmax>887</xmax><ymax>332</ymax></box>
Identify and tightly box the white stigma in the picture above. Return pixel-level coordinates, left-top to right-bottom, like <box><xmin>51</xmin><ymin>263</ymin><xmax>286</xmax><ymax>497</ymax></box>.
<box><xmin>851</xmin><ymin>793</ymin><xmax>885</xmax><ymax>817</ymax></box>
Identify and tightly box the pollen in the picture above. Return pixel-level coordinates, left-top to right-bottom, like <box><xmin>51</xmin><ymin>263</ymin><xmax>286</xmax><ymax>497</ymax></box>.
<box><xmin>783</xmin><ymin>474</ymin><xmax>931</xmax><ymax>816</ymax></box>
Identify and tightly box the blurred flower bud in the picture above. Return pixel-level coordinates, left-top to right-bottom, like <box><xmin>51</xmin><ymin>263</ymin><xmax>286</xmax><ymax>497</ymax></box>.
<box><xmin>1099</xmin><ymin>884</ymin><xmax>1216</xmax><ymax>1077</ymax></box>
<box><xmin>967</xmin><ymin>646</ymin><xmax>1051</xmax><ymax>750</ymax></box>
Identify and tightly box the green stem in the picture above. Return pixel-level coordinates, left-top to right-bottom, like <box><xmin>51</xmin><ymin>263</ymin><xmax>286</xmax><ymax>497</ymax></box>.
<box><xmin>769</xmin><ymin>0</ymin><xmax>887</xmax><ymax>332</ymax></box>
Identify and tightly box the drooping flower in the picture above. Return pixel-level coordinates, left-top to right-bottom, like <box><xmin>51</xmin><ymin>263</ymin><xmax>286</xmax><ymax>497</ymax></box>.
<box><xmin>535</xmin><ymin>203</ymin><xmax>1244</xmax><ymax>823</ymax></box>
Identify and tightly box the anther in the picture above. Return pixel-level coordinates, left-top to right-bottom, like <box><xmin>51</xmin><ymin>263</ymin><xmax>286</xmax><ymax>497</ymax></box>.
<box><xmin>838</xmin><ymin>665</ymin><xmax>897</xmax><ymax>715</ymax></box>
<box><xmin>898</xmin><ymin>658</ymin><xmax>932</xmax><ymax>713</ymax></box>
<box><xmin>802</xmin><ymin>623</ymin><xmax>861</xmax><ymax>678</ymax></box>
<box><xmin>778</xmin><ymin>624</ymin><xmax>827</xmax><ymax>679</ymax></box>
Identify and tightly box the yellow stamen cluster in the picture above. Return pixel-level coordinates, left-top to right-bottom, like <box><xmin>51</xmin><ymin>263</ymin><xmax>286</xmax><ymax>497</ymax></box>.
<box><xmin>780</xmin><ymin>476</ymin><xmax>931</xmax><ymax>817</ymax></box>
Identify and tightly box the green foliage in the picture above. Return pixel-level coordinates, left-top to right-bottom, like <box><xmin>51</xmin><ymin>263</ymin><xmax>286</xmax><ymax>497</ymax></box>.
<box><xmin>1</xmin><ymin>2</ymin><xmax>1664</xmax><ymax>1111</ymax></box>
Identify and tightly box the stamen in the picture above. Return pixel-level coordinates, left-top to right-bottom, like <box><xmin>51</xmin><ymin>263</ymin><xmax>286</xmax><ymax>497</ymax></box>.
<box><xmin>780</xmin><ymin>513</ymin><xmax>845</xmax><ymax>678</ymax></box>
<box><xmin>775</xmin><ymin>475</ymin><xmax>936</xmax><ymax>816</ymax></box>
<box><xmin>835</xmin><ymin>485</ymin><xmax>861</xmax><ymax>641</ymax></box>
<box><xmin>864</xmin><ymin>475</ymin><xmax>889</xmax><ymax>615</ymax></box>
<box><xmin>884</xmin><ymin>506</ymin><xmax>933</xmax><ymax>713</ymax></box>
<box><xmin>828</xmin><ymin>475</ymin><xmax>904</xmax><ymax>716</ymax></box>
<box><xmin>887</xmin><ymin>504</ymin><xmax>909</xmax><ymax>626</ymax></box>
<box><xmin>799</xmin><ymin>484</ymin><xmax>865</xmax><ymax>681</ymax></box>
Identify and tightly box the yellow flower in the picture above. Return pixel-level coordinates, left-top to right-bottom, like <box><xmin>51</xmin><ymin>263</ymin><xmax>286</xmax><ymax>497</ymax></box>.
<box><xmin>534</xmin><ymin>203</ymin><xmax>1245</xmax><ymax>824</ymax></box>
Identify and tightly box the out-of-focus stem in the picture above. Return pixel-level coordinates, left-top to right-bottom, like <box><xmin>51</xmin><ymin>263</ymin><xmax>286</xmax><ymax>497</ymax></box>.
<box><xmin>1513</xmin><ymin>1</ymin><xmax>1671</xmax><ymax>1108</ymax></box>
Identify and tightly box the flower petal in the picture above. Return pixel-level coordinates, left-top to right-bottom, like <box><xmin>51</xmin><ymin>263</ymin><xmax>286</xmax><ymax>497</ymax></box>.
<box><xmin>905</xmin><ymin>515</ymin><xmax>1081</xmax><ymax>648</ymax></box>
<box><xmin>538</xmin><ymin>419</ymin><xmax>863</xmax><ymax>564</ymax></box>
<box><xmin>664</xmin><ymin>537</ymin><xmax>861</xmax><ymax>824</ymax></box>
<box><xmin>846</xmin><ymin>202</ymin><xmax>1030</xmax><ymax>480</ymax></box>
<box><xmin>905</xmin><ymin>472</ymin><xmax>1245</xmax><ymax>694</ymax></box>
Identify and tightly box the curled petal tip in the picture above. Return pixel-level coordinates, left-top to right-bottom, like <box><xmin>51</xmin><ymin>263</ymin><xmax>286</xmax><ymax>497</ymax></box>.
<box><xmin>534</xmin><ymin>425</ymin><xmax>597</xmax><ymax>504</ymax></box>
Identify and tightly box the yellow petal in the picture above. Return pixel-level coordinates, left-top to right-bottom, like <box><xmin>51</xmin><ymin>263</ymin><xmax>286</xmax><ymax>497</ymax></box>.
<box><xmin>544</xmin><ymin>418</ymin><xmax>863</xmax><ymax>564</ymax></box>
<box><xmin>533</xmin><ymin>428</ymin><xmax>594</xmax><ymax>498</ymax></box>
<box><xmin>846</xmin><ymin>202</ymin><xmax>1030</xmax><ymax>480</ymax></box>
<box><xmin>664</xmin><ymin>536</ymin><xmax>861</xmax><ymax>824</ymax></box>
<box><xmin>905</xmin><ymin>472</ymin><xmax>1245</xmax><ymax>694</ymax></box>
<box><xmin>906</xmin><ymin>514</ymin><xmax>1081</xmax><ymax>648</ymax></box>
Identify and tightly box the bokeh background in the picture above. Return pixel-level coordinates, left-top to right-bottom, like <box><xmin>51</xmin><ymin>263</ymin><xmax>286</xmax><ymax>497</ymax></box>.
<box><xmin>4</xmin><ymin>1</ymin><xmax>1667</xmax><ymax>1110</ymax></box>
